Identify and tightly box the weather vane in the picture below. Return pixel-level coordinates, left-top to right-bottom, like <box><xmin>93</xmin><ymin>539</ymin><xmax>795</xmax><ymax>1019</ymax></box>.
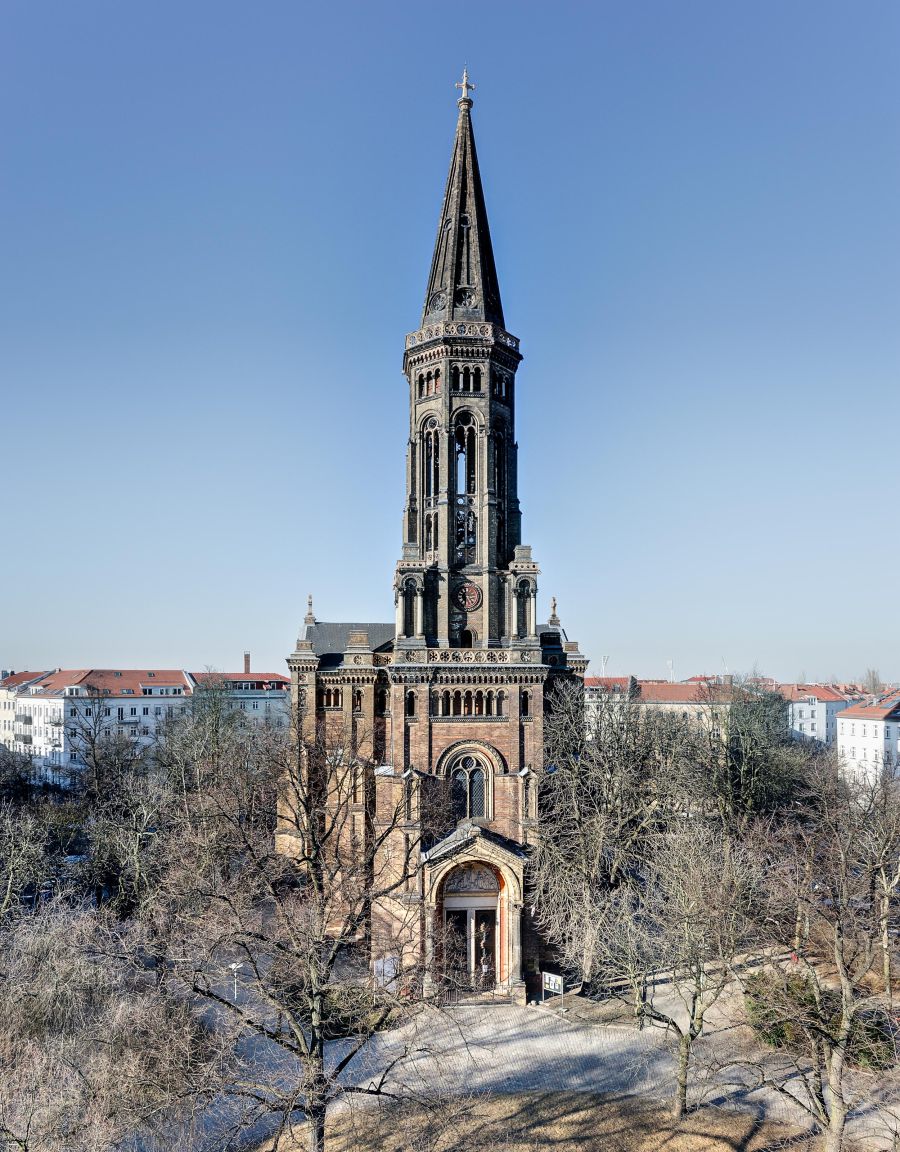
<box><xmin>456</xmin><ymin>67</ymin><xmax>475</xmax><ymax>103</ymax></box>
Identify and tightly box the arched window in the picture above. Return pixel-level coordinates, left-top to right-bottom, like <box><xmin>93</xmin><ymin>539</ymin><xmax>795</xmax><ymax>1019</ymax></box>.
<box><xmin>425</xmin><ymin>516</ymin><xmax>433</xmax><ymax>553</ymax></box>
<box><xmin>449</xmin><ymin>754</ymin><xmax>489</xmax><ymax>821</ymax></box>
<box><xmin>496</xmin><ymin>691</ymin><xmax>505</xmax><ymax>718</ymax></box>
<box><xmin>403</xmin><ymin>579</ymin><xmax>416</xmax><ymax>637</ymax></box>
<box><xmin>475</xmin><ymin>691</ymin><xmax>484</xmax><ymax>716</ymax></box>
<box><xmin>462</xmin><ymin>367</ymin><xmax>471</xmax><ymax>392</ymax></box>
<box><xmin>473</xmin><ymin>367</ymin><xmax>482</xmax><ymax>392</ymax></box>
<box><xmin>375</xmin><ymin>689</ymin><xmax>387</xmax><ymax>716</ymax></box>
<box><xmin>452</xmin><ymin>691</ymin><xmax>462</xmax><ymax>716</ymax></box>
<box><xmin>406</xmin><ymin>691</ymin><xmax>416</xmax><ymax>718</ymax></box>
<box><xmin>442</xmin><ymin>689</ymin><xmax>451</xmax><ymax>716</ymax></box>
<box><xmin>486</xmin><ymin>691</ymin><xmax>494</xmax><ymax>716</ymax></box>
<box><xmin>521</xmin><ymin>691</ymin><xmax>530</xmax><ymax>718</ymax></box>
<box><xmin>434</xmin><ymin>368</ymin><xmax>441</xmax><ymax>393</ymax></box>
<box><xmin>353</xmin><ymin>689</ymin><xmax>363</xmax><ymax>713</ymax></box>
<box><xmin>460</xmin><ymin>628</ymin><xmax>474</xmax><ymax>649</ymax></box>
<box><xmin>451</xmin><ymin>365</ymin><xmax>460</xmax><ymax>391</ymax></box>
<box><xmin>516</xmin><ymin>580</ymin><xmax>530</xmax><ymax>639</ymax></box>
<box><xmin>464</xmin><ymin>690</ymin><xmax>473</xmax><ymax>716</ymax></box>
<box><xmin>418</xmin><ymin>374</ymin><xmax>425</xmax><ymax>398</ymax></box>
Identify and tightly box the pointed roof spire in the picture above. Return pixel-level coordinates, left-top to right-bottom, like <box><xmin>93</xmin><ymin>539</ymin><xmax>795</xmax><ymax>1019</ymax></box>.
<box><xmin>421</xmin><ymin>70</ymin><xmax>504</xmax><ymax>327</ymax></box>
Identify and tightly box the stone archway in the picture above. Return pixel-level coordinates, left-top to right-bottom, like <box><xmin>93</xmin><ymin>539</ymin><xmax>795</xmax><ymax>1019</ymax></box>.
<box><xmin>422</xmin><ymin>831</ymin><xmax>526</xmax><ymax>1000</ymax></box>
<box><xmin>441</xmin><ymin>863</ymin><xmax>501</xmax><ymax>990</ymax></box>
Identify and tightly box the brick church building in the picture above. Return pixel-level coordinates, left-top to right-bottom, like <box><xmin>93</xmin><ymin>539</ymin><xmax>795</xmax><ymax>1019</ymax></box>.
<box><xmin>287</xmin><ymin>74</ymin><xmax>587</xmax><ymax>1001</ymax></box>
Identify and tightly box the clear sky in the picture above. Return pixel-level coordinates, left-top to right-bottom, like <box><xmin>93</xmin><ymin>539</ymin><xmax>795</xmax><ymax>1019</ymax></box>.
<box><xmin>2</xmin><ymin>1</ymin><xmax>898</xmax><ymax>682</ymax></box>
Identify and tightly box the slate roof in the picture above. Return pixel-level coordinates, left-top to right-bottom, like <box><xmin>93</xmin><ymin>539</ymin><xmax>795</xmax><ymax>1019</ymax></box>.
<box><xmin>303</xmin><ymin>621</ymin><xmax>395</xmax><ymax>668</ymax></box>
<box><xmin>421</xmin><ymin>91</ymin><xmax>504</xmax><ymax>328</ymax></box>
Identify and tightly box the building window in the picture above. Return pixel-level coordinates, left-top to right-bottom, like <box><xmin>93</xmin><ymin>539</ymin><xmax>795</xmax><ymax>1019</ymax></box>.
<box><xmin>450</xmin><ymin>755</ymin><xmax>488</xmax><ymax>821</ymax></box>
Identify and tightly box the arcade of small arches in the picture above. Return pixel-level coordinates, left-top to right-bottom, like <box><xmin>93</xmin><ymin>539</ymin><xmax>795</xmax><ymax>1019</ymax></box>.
<box><xmin>401</xmin><ymin>687</ymin><xmax>533</xmax><ymax>719</ymax></box>
<box><xmin>415</xmin><ymin>365</ymin><xmax>513</xmax><ymax>400</ymax></box>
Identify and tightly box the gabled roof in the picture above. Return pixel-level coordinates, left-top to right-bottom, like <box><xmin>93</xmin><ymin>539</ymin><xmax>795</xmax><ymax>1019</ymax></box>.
<box><xmin>421</xmin><ymin>821</ymin><xmax>528</xmax><ymax>866</ymax></box>
<box><xmin>584</xmin><ymin>676</ymin><xmax>632</xmax><ymax>691</ymax></box>
<box><xmin>420</xmin><ymin>90</ymin><xmax>504</xmax><ymax>328</ymax></box>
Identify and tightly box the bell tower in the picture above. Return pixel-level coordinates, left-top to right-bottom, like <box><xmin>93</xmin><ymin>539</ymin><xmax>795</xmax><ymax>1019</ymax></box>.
<box><xmin>395</xmin><ymin>73</ymin><xmax>539</xmax><ymax>651</ymax></box>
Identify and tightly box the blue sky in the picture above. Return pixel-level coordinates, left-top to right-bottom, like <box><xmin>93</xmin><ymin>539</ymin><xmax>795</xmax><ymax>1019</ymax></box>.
<box><xmin>2</xmin><ymin>1</ymin><xmax>898</xmax><ymax>682</ymax></box>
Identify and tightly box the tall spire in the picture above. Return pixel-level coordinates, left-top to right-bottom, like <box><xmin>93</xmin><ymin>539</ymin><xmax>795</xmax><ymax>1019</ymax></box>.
<box><xmin>421</xmin><ymin>70</ymin><xmax>504</xmax><ymax>328</ymax></box>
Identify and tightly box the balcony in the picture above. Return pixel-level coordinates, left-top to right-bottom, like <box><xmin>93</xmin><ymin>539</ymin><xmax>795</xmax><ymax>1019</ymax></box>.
<box><xmin>15</xmin><ymin>714</ymin><xmax>32</xmax><ymax>725</ymax></box>
<box><xmin>19</xmin><ymin>734</ymin><xmax>33</xmax><ymax>745</ymax></box>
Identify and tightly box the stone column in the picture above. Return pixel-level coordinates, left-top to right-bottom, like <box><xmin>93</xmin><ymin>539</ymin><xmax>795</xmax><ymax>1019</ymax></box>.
<box><xmin>508</xmin><ymin>898</ymin><xmax>526</xmax><ymax>1001</ymax></box>
<box><xmin>395</xmin><ymin>589</ymin><xmax>404</xmax><ymax>639</ymax></box>
<box><xmin>423</xmin><ymin>904</ymin><xmax>437</xmax><ymax>996</ymax></box>
<box><xmin>415</xmin><ymin>587</ymin><xmax>424</xmax><ymax>638</ymax></box>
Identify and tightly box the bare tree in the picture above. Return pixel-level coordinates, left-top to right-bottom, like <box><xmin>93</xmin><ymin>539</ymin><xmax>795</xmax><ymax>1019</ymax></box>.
<box><xmin>0</xmin><ymin>904</ymin><xmax>221</xmax><ymax>1152</ymax></box>
<box><xmin>530</xmin><ymin>680</ymin><xmax>687</xmax><ymax>986</ymax></box>
<box><xmin>862</xmin><ymin>668</ymin><xmax>884</xmax><ymax>696</ymax></box>
<box><xmin>596</xmin><ymin>822</ymin><xmax>760</xmax><ymax>1120</ymax></box>
<box><xmin>739</xmin><ymin>758</ymin><xmax>899</xmax><ymax>1152</ymax></box>
<box><xmin>0</xmin><ymin>804</ymin><xmax>49</xmax><ymax>918</ymax></box>
<box><xmin>692</xmin><ymin>676</ymin><xmax>805</xmax><ymax>844</ymax></box>
<box><xmin>147</xmin><ymin>702</ymin><xmax>423</xmax><ymax>1152</ymax></box>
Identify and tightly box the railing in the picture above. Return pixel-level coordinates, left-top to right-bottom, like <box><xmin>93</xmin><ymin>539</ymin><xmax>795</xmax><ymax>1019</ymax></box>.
<box><xmin>15</xmin><ymin>714</ymin><xmax>31</xmax><ymax>725</ymax></box>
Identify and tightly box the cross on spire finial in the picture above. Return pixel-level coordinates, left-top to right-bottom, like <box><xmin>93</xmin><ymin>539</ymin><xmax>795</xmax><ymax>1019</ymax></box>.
<box><xmin>456</xmin><ymin>67</ymin><xmax>475</xmax><ymax>105</ymax></box>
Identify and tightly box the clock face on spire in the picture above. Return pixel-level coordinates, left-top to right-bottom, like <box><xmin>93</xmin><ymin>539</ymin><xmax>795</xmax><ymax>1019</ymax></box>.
<box><xmin>453</xmin><ymin>581</ymin><xmax>483</xmax><ymax>611</ymax></box>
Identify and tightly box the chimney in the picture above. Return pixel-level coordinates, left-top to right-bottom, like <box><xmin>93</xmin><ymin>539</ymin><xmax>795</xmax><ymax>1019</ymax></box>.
<box><xmin>243</xmin><ymin>652</ymin><xmax>250</xmax><ymax>674</ymax></box>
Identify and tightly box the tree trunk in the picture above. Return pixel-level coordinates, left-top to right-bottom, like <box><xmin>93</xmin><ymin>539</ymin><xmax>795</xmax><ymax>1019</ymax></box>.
<box><xmin>307</xmin><ymin>1102</ymin><xmax>327</xmax><ymax>1152</ymax></box>
<box><xmin>881</xmin><ymin>890</ymin><xmax>893</xmax><ymax>1005</ymax></box>
<box><xmin>673</xmin><ymin>1033</ymin><xmax>690</xmax><ymax>1120</ymax></box>
<box><xmin>822</xmin><ymin>1106</ymin><xmax>847</xmax><ymax>1152</ymax></box>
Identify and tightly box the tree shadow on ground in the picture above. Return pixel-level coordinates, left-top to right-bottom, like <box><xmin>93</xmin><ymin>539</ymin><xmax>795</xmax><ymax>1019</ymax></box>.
<box><xmin>327</xmin><ymin>1090</ymin><xmax>822</xmax><ymax>1152</ymax></box>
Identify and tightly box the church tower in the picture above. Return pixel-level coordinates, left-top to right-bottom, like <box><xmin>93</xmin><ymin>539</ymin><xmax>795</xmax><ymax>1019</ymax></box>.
<box><xmin>395</xmin><ymin>73</ymin><xmax>539</xmax><ymax>653</ymax></box>
<box><xmin>287</xmin><ymin>74</ymin><xmax>587</xmax><ymax>1001</ymax></box>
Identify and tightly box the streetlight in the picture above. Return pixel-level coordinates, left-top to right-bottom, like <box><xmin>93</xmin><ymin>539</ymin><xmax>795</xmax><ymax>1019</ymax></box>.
<box><xmin>228</xmin><ymin>961</ymin><xmax>243</xmax><ymax>1001</ymax></box>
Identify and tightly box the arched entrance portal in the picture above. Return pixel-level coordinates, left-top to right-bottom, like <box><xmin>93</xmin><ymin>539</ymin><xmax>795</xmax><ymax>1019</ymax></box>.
<box><xmin>441</xmin><ymin>863</ymin><xmax>500</xmax><ymax>990</ymax></box>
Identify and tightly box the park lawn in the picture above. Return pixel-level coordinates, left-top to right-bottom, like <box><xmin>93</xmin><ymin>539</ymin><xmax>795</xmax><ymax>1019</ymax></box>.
<box><xmin>325</xmin><ymin>1090</ymin><xmax>823</xmax><ymax>1152</ymax></box>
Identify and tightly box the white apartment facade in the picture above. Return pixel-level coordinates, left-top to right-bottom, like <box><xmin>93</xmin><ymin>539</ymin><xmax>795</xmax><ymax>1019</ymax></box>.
<box><xmin>0</xmin><ymin>671</ymin><xmax>49</xmax><ymax>752</ymax></box>
<box><xmin>10</xmin><ymin>669</ymin><xmax>193</xmax><ymax>784</ymax></box>
<box><xmin>837</xmin><ymin>691</ymin><xmax>900</xmax><ymax>780</ymax></box>
<box><xmin>3</xmin><ymin>660</ymin><xmax>290</xmax><ymax>783</ymax></box>
<box><xmin>188</xmin><ymin>658</ymin><xmax>290</xmax><ymax>727</ymax></box>
<box><xmin>780</xmin><ymin>684</ymin><xmax>852</xmax><ymax>747</ymax></box>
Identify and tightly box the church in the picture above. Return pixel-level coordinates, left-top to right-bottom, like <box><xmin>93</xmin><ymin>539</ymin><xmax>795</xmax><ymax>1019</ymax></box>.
<box><xmin>287</xmin><ymin>73</ymin><xmax>587</xmax><ymax>1002</ymax></box>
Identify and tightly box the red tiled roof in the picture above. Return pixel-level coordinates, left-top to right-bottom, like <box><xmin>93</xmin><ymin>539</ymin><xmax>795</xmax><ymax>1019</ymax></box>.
<box><xmin>637</xmin><ymin>681</ymin><xmax>710</xmax><ymax>704</ymax></box>
<box><xmin>779</xmin><ymin>683</ymin><xmax>849</xmax><ymax>704</ymax></box>
<box><xmin>26</xmin><ymin>670</ymin><xmax>91</xmax><ymax>694</ymax></box>
<box><xmin>191</xmin><ymin>672</ymin><xmax>289</xmax><ymax>686</ymax></box>
<box><xmin>0</xmin><ymin>671</ymin><xmax>50</xmax><ymax>690</ymax></box>
<box><xmin>584</xmin><ymin>676</ymin><xmax>631</xmax><ymax>689</ymax></box>
<box><xmin>28</xmin><ymin>670</ymin><xmax>192</xmax><ymax>697</ymax></box>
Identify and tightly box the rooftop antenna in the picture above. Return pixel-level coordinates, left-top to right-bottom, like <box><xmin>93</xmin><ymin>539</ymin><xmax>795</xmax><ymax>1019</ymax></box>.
<box><xmin>722</xmin><ymin>657</ymin><xmax>730</xmax><ymax>676</ymax></box>
<box><xmin>600</xmin><ymin>655</ymin><xmax>610</xmax><ymax>677</ymax></box>
<box><xmin>666</xmin><ymin>659</ymin><xmax>675</xmax><ymax>684</ymax></box>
